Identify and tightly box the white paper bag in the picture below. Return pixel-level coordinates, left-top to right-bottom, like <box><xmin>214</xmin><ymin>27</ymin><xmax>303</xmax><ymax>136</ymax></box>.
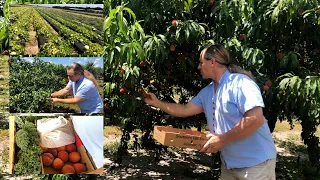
<box><xmin>37</xmin><ymin>116</ymin><xmax>75</xmax><ymax>148</ymax></box>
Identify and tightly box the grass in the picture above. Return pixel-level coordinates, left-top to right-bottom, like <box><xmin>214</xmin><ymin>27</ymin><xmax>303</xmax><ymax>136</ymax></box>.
<box><xmin>287</xmin><ymin>134</ymin><xmax>301</xmax><ymax>142</ymax></box>
<box><xmin>274</xmin><ymin>120</ymin><xmax>320</xmax><ymax>135</ymax></box>
<box><xmin>104</xmin><ymin>126</ymin><xmax>122</xmax><ymax>136</ymax></box>
<box><xmin>0</xmin><ymin>129</ymin><xmax>8</xmax><ymax>141</ymax></box>
<box><xmin>273</xmin><ymin>121</ymin><xmax>302</xmax><ymax>132</ymax></box>
<box><xmin>104</xmin><ymin>141</ymin><xmax>121</xmax><ymax>155</ymax></box>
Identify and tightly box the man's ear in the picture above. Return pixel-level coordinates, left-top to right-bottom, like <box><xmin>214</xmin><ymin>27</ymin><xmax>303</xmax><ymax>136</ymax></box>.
<box><xmin>210</xmin><ymin>59</ymin><xmax>215</xmax><ymax>66</ymax></box>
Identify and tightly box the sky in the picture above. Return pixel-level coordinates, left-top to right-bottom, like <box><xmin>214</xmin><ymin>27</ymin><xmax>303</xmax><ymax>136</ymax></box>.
<box><xmin>23</xmin><ymin>57</ymin><xmax>103</xmax><ymax>67</ymax></box>
<box><xmin>29</xmin><ymin>4</ymin><xmax>103</xmax><ymax>8</ymax></box>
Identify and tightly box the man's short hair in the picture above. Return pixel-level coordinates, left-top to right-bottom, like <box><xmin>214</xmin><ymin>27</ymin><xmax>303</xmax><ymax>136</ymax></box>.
<box><xmin>67</xmin><ymin>62</ymin><xmax>84</xmax><ymax>75</ymax></box>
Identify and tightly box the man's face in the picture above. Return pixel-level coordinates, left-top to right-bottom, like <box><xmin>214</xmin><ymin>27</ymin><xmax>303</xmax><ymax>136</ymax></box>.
<box><xmin>198</xmin><ymin>49</ymin><xmax>213</xmax><ymax>79</ymax></box>
<box><xmin>67</xmin><ymin>69</ymin><xmax>81</xmax><ymax>82</ymax></box>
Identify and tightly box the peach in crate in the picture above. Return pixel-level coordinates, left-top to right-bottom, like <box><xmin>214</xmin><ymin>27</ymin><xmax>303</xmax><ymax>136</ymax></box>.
<box><xmin>153</xmin><ymin>126</ymin><xmax>209</xmax><ymax>150</ymax></box>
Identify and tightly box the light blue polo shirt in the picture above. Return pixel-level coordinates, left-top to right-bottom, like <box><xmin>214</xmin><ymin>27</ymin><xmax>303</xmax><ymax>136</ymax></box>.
<box><xmin>191</xmin><ymin>70</ymin><xmax>276</xmax><ymax>169</ymax></box>
<box><xmin>67</xmin><ymin>75</ymin><xmax>103</xmax><ymax>113</ymax></box>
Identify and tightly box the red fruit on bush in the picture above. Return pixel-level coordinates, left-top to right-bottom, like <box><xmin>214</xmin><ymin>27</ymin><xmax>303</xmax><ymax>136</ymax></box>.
<box><xmin>298</xmin><ymin>8</ymin><xmax>304</xmax><ymax>16</ymax></box>
<box><xmin>120</xmin><ymin>87</ymin><xmax>127</xmax><ymax>94</ymax></box>
<box><xmin>265</xmin><ymin>80</ymin><xmax>272</xmax><ymax>87</ymax></box>
<box><xmin>313</xmin><ymin>49</ymin><xmax>320</xmax><ymax>55</ymax></box>
<box><xmin>208</xmin><ymin>0</ymin><xmax>215</xmax><ymax>6</ymax></box>
<box><xmin>239</xmin><ymin>34</ymin><xmax>246</xmax><ymax>41</ymax></box>
<box><xmin>263</xmin><ymin>85</ymin><xmax>269</xmax><ymax>91</ymax></box>
<box><xmin>3</xmin><ymin>50</ymin><xmax>9</xmax><ymax>55</ymax></box>
<box><xmin>140</xmin><ymin>88</ymin><xmax>150</xmax><ymax>98</ymax></box>
<box><xmin>178</xmin><ymin>56</ymin><xmax>184</xmax><ymax>62</ymax></box>
<box><xmin>139</xmin><ymin>60</ymin><xmax>146</xmax><ymax>67</ymax></box>
<box><xmin>276</xmin><ymin>53</ymin><xmax>284</xmax><ymax>60</ymax></box>
<box><xmin>182</xmin><ymin>51</ymin><xmax>188</xmax><ymax>57</ymax></box>
<box><xmin>105</xmin><ymin>103</ymin><xmax>109</xmax><ymax>110</ymax></box>
<box><xmin>172</xmin><ymin>20</ymin><xmax>177</xmax><ymax>27</ymax></box>
<box><xmin>170</xmin><ymin>45</ymin><xmax>175</xmax><ymax>51</ymax></box>
<box><xmin>120</xmin><ymin>69</ymin><xmax>124</xmax><ymax>75</ymax></box>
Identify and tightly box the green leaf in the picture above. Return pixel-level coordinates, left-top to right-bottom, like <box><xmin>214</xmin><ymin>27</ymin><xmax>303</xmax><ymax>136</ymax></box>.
<box><xmin>110</xmin><ymin>21</ymin><xmax>118</xmax><ymax>36</ymax></box>
<box><xmin>305</xmin><ymin>79</ymin><xmax>311</xmax><ymax>96</ymax></box>
<box><xmin>132</xmin><ymin>66</ymin><xmax>140</xmax><ymax>78</ymax></box>
<box><xmin>185</xmin><ymin>29</ymin><xmax>190</xmax><ymax>41</ymax></box>
<box><xmin>123</xmin><ymin>7</ymin><xmax>136</xmax><ymax>21</ymax></box>
<box><xmin>289</xmin><ymin>76</ymin><xmax>299</xmax><ymax>89</ymax></box>
<box><xmin>310</xmin><ymin>79</ymin><xmax>317</xmax><ymax>96</ymax></box>
<box><xmin>279</xmin><ymin>77</ymin><xmax>290</xmax><ymax>90</ymax></box>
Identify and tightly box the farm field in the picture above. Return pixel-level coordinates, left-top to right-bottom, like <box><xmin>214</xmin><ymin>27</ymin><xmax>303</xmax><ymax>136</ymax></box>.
<box><xmin>9</xmin><ymin>57</ymin><xmax>103</xmax><ymax>113</ymax></box>
<box><xmin>9</xmin><ymin>5</ymin><xmax>103</xmax><ymax>57</ymax></box>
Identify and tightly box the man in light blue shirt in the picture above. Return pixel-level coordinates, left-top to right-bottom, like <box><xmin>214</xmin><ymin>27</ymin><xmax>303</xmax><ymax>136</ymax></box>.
<box><xmin>50</xmin><ymin>62</ymin><xmax>103</xmax><ymax>113</ymax></box>
<box><xmin>144</xmin><ymin>44</ymin><xmax>277</xmax><ymax>179</ymax></box>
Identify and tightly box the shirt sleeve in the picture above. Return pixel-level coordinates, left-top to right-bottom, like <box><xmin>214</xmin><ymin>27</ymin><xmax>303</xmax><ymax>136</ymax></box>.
<box><xmin>67</xmin><ymin>80</ymin><xmax>72</xmax><ymax>88</ymax></box>
<box><xmin>236</xmin><ymin>76</ymin><xmax>265</xmax><ymax>115</ymax></box>
<box><xmin>75</xmin><ymin>83</ymin><xmax>94</xmax><ymax>99</ymax></box>
<box><xmin>190</xmin><ymin>87</ymin><xmax>208</xmax><ymax>108</ymax></box>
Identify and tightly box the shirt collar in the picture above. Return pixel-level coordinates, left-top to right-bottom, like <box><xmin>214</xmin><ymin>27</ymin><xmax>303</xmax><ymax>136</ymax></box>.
<box><xmin>76</xmin><ymin>74</ymin><xmax>84</xmax><ymax>84</ymax></box>
<box><xmin>212</xmin><ymin>69</ymin><xmax>231</xmax><ymax>85</ymax></box>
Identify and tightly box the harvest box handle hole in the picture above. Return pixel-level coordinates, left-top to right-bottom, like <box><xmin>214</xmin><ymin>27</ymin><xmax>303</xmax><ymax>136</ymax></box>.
<box><xmin>191</xmin><ymin>140</ymin><xmax>193</xmax><ymax>144</ymax></box>
<box><xmin>170</xmin><ymin>139</ymin><xmax>173</xmax><ymax>142</ymax></box>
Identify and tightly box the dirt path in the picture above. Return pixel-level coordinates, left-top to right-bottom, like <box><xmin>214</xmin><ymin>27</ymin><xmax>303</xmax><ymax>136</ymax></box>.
<box><xmin>104</xmin><ymin>130</ymin><xmax>311</xmax><ymax>179</ymax></box>
<box><xmin>0</xmin><ymin>136</ymin><xmax>8</xmax><ymax>152</ymax></box>
<box><xmin>0</xmin><ymin>98</ymin><xmax>9</xmax><ymax>103</ymax></box>
<box><xmin>24</xmin><ymin>22</ymin><xmax>39</xmax><ymax>55</ymax></box>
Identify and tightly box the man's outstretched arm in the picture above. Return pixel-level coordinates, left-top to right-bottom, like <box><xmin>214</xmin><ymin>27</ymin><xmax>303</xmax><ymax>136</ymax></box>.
<box><xmin>51</xmin><ymin>85</ymin><xmax>72</xmax><ymax>97</ymax></box>
<box><xmin>145</xmin><ymin>92</ymin><xmax>203</xmax><ymax>117</ymax></box>
<box><xmin>51</xmin><ymin>96</ymin><xmax>84</xmax><ymax>104</ymax></box>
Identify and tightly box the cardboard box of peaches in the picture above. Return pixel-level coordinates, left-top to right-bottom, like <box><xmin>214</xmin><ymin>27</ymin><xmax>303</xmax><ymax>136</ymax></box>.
<box><xmin>39</xmin><ymin>117</ymin><xmax>103</xmax><ymax>174</ymax></box>
<box><xmin>153</xmin><ymin>126</ymin><xmax>210</xmax><ymax>150</ymax></box>
<box><xmin>9</xmin><ymin>116</ymin><xmax>103</xmax><ymax>174</ymax></box>
<box><xmin>40</xmin><ymin>137</ymin><xmax>90</xmax><ymax>174</ymax></box>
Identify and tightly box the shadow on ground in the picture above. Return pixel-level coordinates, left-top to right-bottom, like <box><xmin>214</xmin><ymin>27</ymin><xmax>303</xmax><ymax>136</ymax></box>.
<box><xmin>103</xmin><ymin>136</ymin><xmax>319</xmax><ymax>180</ymax></box>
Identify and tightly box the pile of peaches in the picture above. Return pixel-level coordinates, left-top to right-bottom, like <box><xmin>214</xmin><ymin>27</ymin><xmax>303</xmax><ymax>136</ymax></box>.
<box><xmin>41</xmin><ymin>143</ymin><xmax>86</xmax><ymax>174</ymax></box>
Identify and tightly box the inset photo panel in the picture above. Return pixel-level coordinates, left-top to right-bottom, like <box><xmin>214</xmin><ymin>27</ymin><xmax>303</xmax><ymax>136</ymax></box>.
<box><xmin>9</xmin><ymin>114</ymin><xmax>104</xmax><ymax>175</ymax></box>
<box><xmin>9</xmin><ymin>57</ymin><xmax>104</xmax><ymax>114</ymax></box>
<box><xmin>9</xmin><ymin>3</ymin><xmax>103</xmax><ymax>57</ymax></box>
<box><xmin>0</xmin><ymin>0</ymin><xmax>10</xmax><ymax>113</ymax></box>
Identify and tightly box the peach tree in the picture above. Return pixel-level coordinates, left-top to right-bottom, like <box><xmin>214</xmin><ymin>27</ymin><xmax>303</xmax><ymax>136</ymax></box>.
<box><xmin>104</xmin><ymin>0</ymin><xmax>320</xmax><ymax>168</ymax></box>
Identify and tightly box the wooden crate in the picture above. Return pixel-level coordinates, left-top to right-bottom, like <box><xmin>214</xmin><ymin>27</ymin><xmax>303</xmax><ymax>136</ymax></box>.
<box><xmin>8</xmin><ymin>116</ymin><xmax>16</xmax><ymax>174</ymax></box>
<box><xmin>153</xmin><ymin>126</ymin><xmax>209</xmax><ymax>150</ymax></box>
